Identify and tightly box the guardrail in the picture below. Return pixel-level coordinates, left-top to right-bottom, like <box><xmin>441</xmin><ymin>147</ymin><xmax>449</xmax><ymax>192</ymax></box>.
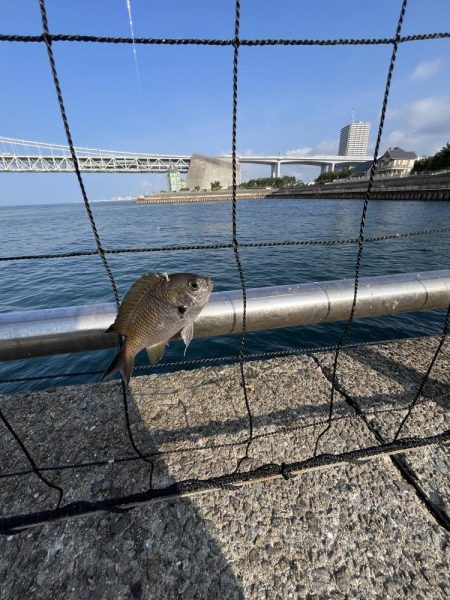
<box><xmin>1</xmin><ymin>270</ymin><xmax>449</xmax><ymax>361</ymax></box>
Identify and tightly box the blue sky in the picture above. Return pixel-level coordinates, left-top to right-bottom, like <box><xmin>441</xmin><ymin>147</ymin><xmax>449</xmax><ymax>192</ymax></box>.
<box><xmin>1</xmin><ymin>0</ymin><xmax>450</xmax><ymax>204</ymax></box>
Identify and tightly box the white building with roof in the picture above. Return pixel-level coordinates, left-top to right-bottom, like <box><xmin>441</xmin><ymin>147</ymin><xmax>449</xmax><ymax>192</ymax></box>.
<box><xmin>350</xmin><ymin>147</ymin><xmax>418</xmax><ymax>179</ymax></box>
<box><xmin>376</xmin><ymin>147</ymin><xmax>417</xmax><ymax>177</ymax></box>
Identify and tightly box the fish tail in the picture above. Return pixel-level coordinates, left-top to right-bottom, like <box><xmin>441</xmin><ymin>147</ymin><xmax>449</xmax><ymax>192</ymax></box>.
<box><xmin>102</xmin><ymin>344</ymin><xmax>134</xmax><ymax>384</ymax></box>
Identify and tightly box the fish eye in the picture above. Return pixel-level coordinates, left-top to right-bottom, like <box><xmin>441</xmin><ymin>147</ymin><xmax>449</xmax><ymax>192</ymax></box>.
<box><xmin>189</xmin><ymin>280</ymin><xmax>199</xmax><ymax>290</ymax></box>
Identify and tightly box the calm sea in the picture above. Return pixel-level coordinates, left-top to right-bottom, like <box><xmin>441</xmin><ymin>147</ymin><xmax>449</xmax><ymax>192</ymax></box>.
<box><xmin>1</xmin><ymin>198</ymin><xmax>449</xmax><ymax>393</ymax></box>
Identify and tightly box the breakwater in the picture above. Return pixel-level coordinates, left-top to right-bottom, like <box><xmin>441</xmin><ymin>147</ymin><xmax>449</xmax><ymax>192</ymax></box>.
<box><xmin>137</xmin><ymin>190</ymin><xmax>273</xmax><ymax>204</ymax></box>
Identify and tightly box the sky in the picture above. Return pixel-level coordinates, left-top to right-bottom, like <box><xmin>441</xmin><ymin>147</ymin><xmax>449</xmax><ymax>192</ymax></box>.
<box><xmin>1</xmin><ymin>0</ymin><xmax>450</xmax><ymax>205</ymax></box>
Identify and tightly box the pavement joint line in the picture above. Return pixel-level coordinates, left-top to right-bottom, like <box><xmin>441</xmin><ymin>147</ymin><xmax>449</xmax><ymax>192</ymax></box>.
<box><xmin>311</xmin><ymin>354</ymin><xmax>450</xmax><ymax>532</ymax></box>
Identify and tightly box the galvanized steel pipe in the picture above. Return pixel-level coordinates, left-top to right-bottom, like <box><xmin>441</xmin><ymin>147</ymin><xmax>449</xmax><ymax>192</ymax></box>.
<box><xmin>0</xmin><ymin>269</ymin><xmax>449</xmax><ymax>361</ymax></box>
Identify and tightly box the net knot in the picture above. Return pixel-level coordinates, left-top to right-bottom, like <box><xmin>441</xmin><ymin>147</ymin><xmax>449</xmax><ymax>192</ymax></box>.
<box><xmin>43</xmin><ymin>31</ymin><xmax>52</xmax><ymax>46</ymax></box>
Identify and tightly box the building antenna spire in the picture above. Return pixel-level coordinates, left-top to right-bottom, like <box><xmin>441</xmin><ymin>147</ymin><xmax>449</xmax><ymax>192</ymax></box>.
<box><xmin>351</xmin><ymin>107</ymin><xmax>355</xmax><ymax>123</ymax></box>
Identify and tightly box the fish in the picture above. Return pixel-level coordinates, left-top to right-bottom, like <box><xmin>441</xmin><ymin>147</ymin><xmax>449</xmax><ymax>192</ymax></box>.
<box><xmin>103</xmin><ymin>272</ymin><xmax>213</xmax><ymax>383</ymax></box>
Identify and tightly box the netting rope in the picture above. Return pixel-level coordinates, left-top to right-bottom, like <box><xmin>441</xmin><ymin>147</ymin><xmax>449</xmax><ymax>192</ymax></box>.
<box><xmin>0</xmin><ymin>0</ymin><xmax>448</xmax><ymax>533</ymax></box>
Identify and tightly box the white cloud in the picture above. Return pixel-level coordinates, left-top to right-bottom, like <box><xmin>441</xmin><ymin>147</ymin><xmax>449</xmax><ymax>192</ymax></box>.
<box><xmin>411</xmin><ymin>58</ymin><xmax>444</xmax><ymax>82</ymax></box>
<box><xmin>239</xmin><ymin>149</ymin><xmax>258</xmax><ymax>157</ymax></box>
<box><xmin>285</xmin><ymin>146</ymin><xmax>313</xmax><ymax>157</ymax></box>
<box><xmin>285</xmin><ymin>139</ymin><xmax>338</xmax><ymax>157</ymax></box>
<box><xmin>383</xmin><ymin>96</ymin><xmax>450</xmax><ymax>155</ymax></box>
<box><xmin>313</xmin><ymin>139</ymin><xmax>340</xmax><ymax>155</ymax></box>
<box><xmin>404</xmin><ymin>97</ymin><xmax>450</xmax><ymax>134</ymax></box>
<box><xmin>386</xmin><ymin>106</ymin><xmax>400</xmax><ymax>120</ymax></box>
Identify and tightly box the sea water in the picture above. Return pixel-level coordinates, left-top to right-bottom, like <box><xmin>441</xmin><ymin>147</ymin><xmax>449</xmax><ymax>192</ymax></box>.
<box><xmin>0</xmin><ymin>197</ymin><xmax>449</xmax><ymax>393</ymax></box>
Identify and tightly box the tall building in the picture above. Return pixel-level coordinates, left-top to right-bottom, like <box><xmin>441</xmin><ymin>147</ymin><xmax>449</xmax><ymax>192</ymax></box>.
<box><xmin>338</xmin><ymin>120</ymin><xmax>370</xmax><ymax>157</ymax></box>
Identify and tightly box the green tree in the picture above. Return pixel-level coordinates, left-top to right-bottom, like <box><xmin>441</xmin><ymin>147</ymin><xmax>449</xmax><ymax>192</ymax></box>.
<box><xmin>211</xmin><ymin>181</ymin><xmax>222</xmax><ymax>191</ymax></box>
<box><xmin>194</xmin><ymin>185</ymin><xmax>200</xmax><ymax>191</ymax></box>
<box><xmin>239</xmin><ymin>175</ymin><xmax>297</xmax><ymax>189</ymax></box>
<box><xmin>315</xmin><ymin>168</ymin><xmax>351</xmax><ymax>185</ymax></box>
<box><xmin>412</xmin><ymin>143</ymin><xmax>450</xmax><ymax>173</ymax></box>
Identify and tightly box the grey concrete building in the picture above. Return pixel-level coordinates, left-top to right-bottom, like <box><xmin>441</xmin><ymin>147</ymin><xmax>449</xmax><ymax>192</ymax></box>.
<box><xmin>186</xmin><ymin>153</ymin><xmax>240</xmax><ymax>191</ymax></box>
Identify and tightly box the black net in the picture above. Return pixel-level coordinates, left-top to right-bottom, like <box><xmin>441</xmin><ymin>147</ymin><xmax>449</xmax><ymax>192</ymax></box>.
<box><xmin>0</xmin><ymin>0</ymin><xmax>449</xmax><ymax>534</ymax></box>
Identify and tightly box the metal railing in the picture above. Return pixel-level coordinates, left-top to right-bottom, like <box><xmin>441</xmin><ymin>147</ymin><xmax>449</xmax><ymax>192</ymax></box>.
<box><xmin>1</xmin><ymin>269</ymin><xmax>449</xmax><ymax>361</ymax></box>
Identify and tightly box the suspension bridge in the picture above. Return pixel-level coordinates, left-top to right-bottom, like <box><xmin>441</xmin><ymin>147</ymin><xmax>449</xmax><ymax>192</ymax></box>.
<box><xmin>0</xmin><ymin>137</ymin><xmax>371</xmax><ymax>175</ymax></box>
<box><xmin>0</xmin><ymin>137</ymin><xmax>191</xmax><ymax>174</ymax></box>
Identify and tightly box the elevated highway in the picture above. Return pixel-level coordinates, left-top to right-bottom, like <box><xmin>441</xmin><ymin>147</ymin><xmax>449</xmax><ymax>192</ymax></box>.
<box><xmin>234</xmin><ymin>154</ymin><xmax>371</xmax><ymax>177</ymax></box>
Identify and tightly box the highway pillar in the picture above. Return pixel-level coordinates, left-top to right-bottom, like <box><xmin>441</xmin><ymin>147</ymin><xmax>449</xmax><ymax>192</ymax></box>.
<box><xmin>272</xmin><ymin>161</ymin><xmax>281</xmax><ymax>178</ymax></box>
<box><xmin>271</xmin><ymin>161</ymin><xmax>281</xmax><ymax>178</ymax></box>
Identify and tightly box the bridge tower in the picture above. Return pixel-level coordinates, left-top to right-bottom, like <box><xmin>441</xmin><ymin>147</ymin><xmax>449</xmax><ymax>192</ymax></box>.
<box><xmin>167</xmin><ymin>165</ymin><xmax>181</xmax><ymax>192</ymax></box>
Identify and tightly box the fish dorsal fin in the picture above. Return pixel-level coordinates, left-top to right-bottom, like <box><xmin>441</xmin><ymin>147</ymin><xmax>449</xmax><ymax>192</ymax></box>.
<box><xmin>146</xmin><ymin>341</ymin><xmax>166</xmax><ymax>365</ymax></box>
<box><xmin>108</xmin><ymin>273</ymin><xmax>161</xmax><ymax>335</ymax></box>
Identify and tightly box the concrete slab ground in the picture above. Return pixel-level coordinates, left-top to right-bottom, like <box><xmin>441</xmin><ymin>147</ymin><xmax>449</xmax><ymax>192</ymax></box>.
<box><xmin>315</xmin><ymin>337</ymin><xmax>450</xmax><ymax>515</ymax></box>
<box><xmin>0</xmin><ymin>337</ymin><xmax>448</xmax><ymax>599</ymax></box>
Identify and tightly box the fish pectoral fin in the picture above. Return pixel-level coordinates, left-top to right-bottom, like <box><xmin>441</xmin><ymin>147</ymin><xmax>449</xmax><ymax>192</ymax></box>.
<box><xmin>146</xmin><ymin>342</ymin><xmax>167</xmax><ymax>366</ymax></box>
<box><xmin>181</xmin><ymin>322</ymin><xmax>194</xmax><ymax>354</ymax></box>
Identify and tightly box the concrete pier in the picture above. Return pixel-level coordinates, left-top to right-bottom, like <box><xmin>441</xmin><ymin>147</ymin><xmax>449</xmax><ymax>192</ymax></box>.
<box><xmin>0</xmin><ymin>336</ymin><xmax>449</xmax><ymax>598</ymax></box>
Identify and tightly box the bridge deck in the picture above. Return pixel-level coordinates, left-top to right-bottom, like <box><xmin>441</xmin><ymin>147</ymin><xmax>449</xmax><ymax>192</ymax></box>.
<box><xmin>0</xmin><ymin>138</ymin><xmax>371</xmax><ymax>173</ymax></box>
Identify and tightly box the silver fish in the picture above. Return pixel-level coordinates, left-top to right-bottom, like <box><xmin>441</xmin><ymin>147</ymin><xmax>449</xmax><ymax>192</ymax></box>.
<box><xmin>103</xmin><ymin>272</ymin><xmax>213</xmax><ymax>382</ymax></box>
